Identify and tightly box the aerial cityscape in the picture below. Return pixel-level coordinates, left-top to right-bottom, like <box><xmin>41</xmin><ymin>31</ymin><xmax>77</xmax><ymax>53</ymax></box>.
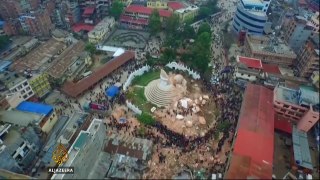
<box><xmin>0</xmin><ymin>0</ymin><xmax>319</xmax><ymax>179</ymax></box>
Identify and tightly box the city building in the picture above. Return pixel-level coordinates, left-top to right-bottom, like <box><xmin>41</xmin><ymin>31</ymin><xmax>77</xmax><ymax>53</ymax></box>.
<box><xmin>2</xmin><ymin>19</ymin><xmax>21</xmax><ymax>36</ymax></box>
<box><xmin>173</xmin><ymin>4</ymin><xmax>199</xmax><ymax>22</ymax></box>
<box><xmin>5</xmin><ymin>92</ymin><xmax>25</xmax><ymax>109</ymax></box>
<box><xmin>47</xmin><ymin>41</ymin><xmax>85</xmax><ymax>81</ymax></box>
<box><xmin>88</xmin><ymin>17</ymin><xmax>115</xmax><ymax>44</ymax></box>
<box><xmin>0</xmin><ymin>169</ymin><xmax>34</xmax><ymax>179</ymax></box>
<box><xmin>232</xmin><ymin>0</ymin><xmax>272</xmax><ymax>35</ymax></box>
<box><xmin>295</xmin><ymin>36</ymin><xmax>319</xmax><ymax>78</ymax></box>
<box><xmin>310</xmin><ymin>12</ymin><xmax>319</xmax><ymax>34</ymax></box>
<box><xmin>225</xmin><ymin>84</ymin><xmax>274</xmax><ymax>179</ymax></box>
<box><xmin>244</xmin><ymin>34</ymin><xmax>297</xmax><ymax>66</ymax></box>
<box><xmin>284</xmin><ymin>16</ymin><xmax>315</xmax><ymax>53</ymax></box>
<box><xmin>120</xmin><ymin>5</ymin><xmax>172</xmax><ymax>29</ymax></box>
<box><xmin>0</xmin><ymin>124</ymin><xmax>42</xmax><ymax>174</ymax></box>
<box><xmin>0</xmin><ymin>0</ymin><xmax>41</xmax><ymax>20</ymax></box>
<box><xmin>16</xmin><ymin>101</ymin><xmax>58</xmax><ymax>134</ymax></box>
<box><xmin>18</xmin><ymin>38</ymin><xmax>39</xmax><ymax>56</ymax></box>
<box><xmin>28</xmin><ymin>73</ymin><xmax>52</xmax><ymax>98</ymax></box>
<box><xmin>167</xmin><ymin>1</ymin><xmax>185</xmax><ymax>11</ymax></box>
<box><xmin>0</xmin><ymin>61</ymin><xmax>13</xmax><ymax>73</ymax></box>
<box><xmin>0</xmin><ymin>71</ymin><xmax>34</xmax><ymax>101</ymax></box>
<box><xmin>62</xmin><ymin>51</ymin><xmax>135</xmax><ymax>98</ymax></box>
<box><xmin>11</xmin><ymin>38</ymin><xmax>66</xmax><ymax>73</ymax></box>
<box><xmin>234</xmin><ymin>56</ymin><xmax>263</xmax><ymax>82</ymax></box>
<box><xmin>273</xmin><ymin>83</ymin><xmax>319</xmax><ymax>132</ymax></box>
<box><xmin>0</xmin><ymin>95</ymin><xmax>10</xmax><ymax>110</ymax></box>
<box><xmin>0</xmin><ymin>110</ymin><xmax>44</xmax><ymax>129</ymax></box>
<box><xmin>18</xmin><ymin>8</ymin><xmax>54</xmax><ymax>37</ymax></box>
<box><xmin>78</xmin><ymin>0</ymin><xmax>111</xmax><ymax>19</ymax></box>
<box><xmin>51</xmin><ymin>118</ymin><xmax>106</xmax><ymax>179</ymax></box>
<box><xmin>311</xmin><ymin>71</ymin><xmax>319</xmax><ymax>89</ymax></box>
<box><xmin>147</xmin><ymin>0</ymin><xmax>168</xmax><ymax>9</ymax></box>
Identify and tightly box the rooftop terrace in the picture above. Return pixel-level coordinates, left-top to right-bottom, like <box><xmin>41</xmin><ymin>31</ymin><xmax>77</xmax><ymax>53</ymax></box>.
<box><xmin>11</xmin><ymin>39</ymin><xmax>66</xmax><ymax>73</ymax></box>
<box><xmin>275</xmin><ymin>85</ymin><xmax>299</xmax><ymax>105</ymax></box>
<box><xmin>0</xmin><ymin>71</ymin><xmax>26</xmax><ymax>89</ymax></box>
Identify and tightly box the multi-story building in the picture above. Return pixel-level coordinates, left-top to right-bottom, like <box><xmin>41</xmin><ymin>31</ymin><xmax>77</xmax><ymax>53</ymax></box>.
<box><xmin>28</xmin><ymin>73</ymin><xmax>52</xmax><ymax>98</ymax></box>
<box><xmin>0</xmin><ymin>0</ymin><xmax>40</xmax><ymax>20</ymax></box>
<box><xmin>0</xmin><ymin>124</ymin><xmax>42</xmax><ymax>174</ymax></box>
<box><xmin>88</xmin><ymin>17</ymin><xmax>115</xmax><ymax>44</ymax></box>
<box><xmin>310</xmin><ymin>12</ymin><xmax>319</xmax><ymax>34</ymax></box>
<box><xmin>78</xmin><ymin>0</ymin><xmax>111</xmax><ymax>19</ymax></box>
<box><xmin>234</xmin><ymin>56</ymin><xmax>263</xmax><ymax>82</ymax></box>
<box><xmin>120</xmin><ymin>5</ymin><xmax>172</xmax><ymax>29</ymax></box>
<box><xmin>16</xmin><ymin>101</ymin><xmax>58</xmax><ymax>134</ymax></box>
<box><xmin>2</xmin><ymin>19</ymin><xmax>21</xmax><ymax>36</ymax></box>
<box><xmin>273</xmin><ymin>83</ymin><xmax>319</xmax><ymax>132</ymax></box>
<box><xmin>18</xmin><ymin>9</ymin><xmax>54</xmax><ymax>37</ymax></box>
<box><xmin>244</xmin><ymin>34</ymin><xmax>297</xmax><ymax>67</ymax></box>
<box><xmin>295</xmin><ymin>36</ymin><xmax>319</xmax><ymax>78</ymax></box>
<box><xmin>232</xmin><ymin>0</ymin><xmax>271</xmax><ymax>35</ymax></box>
<box><xmin>0</xmin><ymin>95</ymin><xmax>10</xmax><ymax>110</ymax></box>
<box><xmin>147</xmin><ymin>0</ymin><xmax>168</xmax><ymax>9</ymax></box>
<box><xmin>169</xmin><ymin>2</ymin><xmax>199</xmax><ymax>22</ymax></box>
<box><xmin>0</xmin><ymin>71</ymin><xmax>34</xmax><ymax>101</ymax></box>
<box><xmin>311</xmin><ymin>71</ymin><xmax>319</xmax><ymax>89</ymax></box>
<box><xmin>284</xmin><ymin>15</ymin><xmax>315</xmax><ymax>53</ymax></box>
<box><xmin>51</xmin><ymin>118</ymin><xmax>106</xmax><ymax>179</ymax></box>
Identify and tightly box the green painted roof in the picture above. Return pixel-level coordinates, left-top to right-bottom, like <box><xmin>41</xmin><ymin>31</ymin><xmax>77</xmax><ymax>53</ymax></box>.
<box><xmin>74</xmin><ymin>133</ymin><xmax>89</xmax><ymax>149</ymax></box>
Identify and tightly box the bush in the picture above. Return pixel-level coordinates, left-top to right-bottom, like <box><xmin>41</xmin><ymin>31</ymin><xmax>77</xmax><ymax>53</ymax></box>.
<box><xmin>137</xmin><ymin>112</ymin><xmax>156</xmax><ymax>125</ymax></box>
<box><xmin>217</xmin><ymin>121</ymin><xmax>231</xmax><ymax>132</ymax></box>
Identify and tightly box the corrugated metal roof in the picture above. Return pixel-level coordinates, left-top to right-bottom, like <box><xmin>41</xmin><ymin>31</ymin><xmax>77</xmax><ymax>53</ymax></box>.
<box><xmin>292</xmin><ymin>125</ymin><xmax>313</xmax><ymax>169</ymax></box>
<box><xmin>16</xmin><ymin>101</ymin><xmax>53</xmax><ymax>116</ymax></box>
<box><xmin>226</xmin><ymin>84</ymin><xmax>274</xmax><ymax>179</ymax></box>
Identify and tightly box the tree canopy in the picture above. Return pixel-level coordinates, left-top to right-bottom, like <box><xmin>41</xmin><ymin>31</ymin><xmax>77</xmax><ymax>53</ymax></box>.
<box><xmin>110</xmin><ymin>0</ymin><xmax>124</xmax><ymax>20</ymax></box>
<box><xmin>0</xmin><ymin>35</ymin><xmax>10</xmax><ymax>50</ymax></box>
<box><xmin>197</xmin><ymin>0</ymin><xmax>219</xmax><ymax>19</ymax></box>
<box><xmin>197</xmin><ymin>23</ymin><xmax>211</xmax><ymax>37</ymax></box>
<box><xmin>85</xmin><ymin>42</ymin><xmax>96</xmax><ymax>55</ymax></box>
<box><xmin>149</xmin><ymin>10</ymin><xmax>162</xmax><ymax>35</ymax></box>
<box><xmin>137</xmin><ymin>112</ymin><xmax>156</xmax><ymax>125</ymax></box>
<box><xmin>164</xmin><ymin>14</ymin><xmax>180</xmax><ymax>36</ymax></box>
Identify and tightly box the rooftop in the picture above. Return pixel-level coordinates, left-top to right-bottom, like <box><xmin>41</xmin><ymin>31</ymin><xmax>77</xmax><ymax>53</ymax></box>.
<box><xmin>0</xmin><ymin>71</ymin><xmax>26</xmax><ymax>89</ymax></box>
<box><xmin>0</xmin><ymin>61</ymin><xmax>12</xmax><ymax>73</ymax></box>
<box><xmin>125</xmin><ymin>5</ymin><xmax>172</xmax><ymax>17</ymax></box>
<box><xmin>52</xmin><ymin>119</ymin><xmax>103</xmax><ymax>179</ymax></box>
<box><xmin>262</xmin><ymin>63</ymin><xmax>281</xmax><ymax>74</ymax></box>
<box><xmin>299</xmin><ymin>85</ymin><xmax>319</xmax><ymax>106</ymax></box>
<box><xmin>292</xmin><ymin>125</ymin><xmax>313</xmax><ymax>169</ymax></box>
<box><xmin>47</xmin><ymin>41</ymin><xmax>85</xmax><ymax>79</ymax></box>
<box><xmin>247</xmin><ymin>35</ymin><xmax>296</xmax><ymax>58</ymax></box>
<box><xmin>167</xmin><ymin>1</ymin><xmax>185</xmax><ymax>10</ymax></box>
<box><xmin>72</xmin><ymin>23</ymin><xmax>95</xmax><ymax>33</ymax></box>
<box><xmin>88</xmin><ymin>17</ymin><xmax>115</xmax><ymax>37</ymax></box>
<box><xmin>226</xmin><ymin>84</ymin><xmax>274</xmax><ymax>179</ymax></box>
<box><xmin>237</xmin><ymin>56</ymin><xmax>263</xmax><ymax>69</ymax></box>
<box><xmin>0</xmin><ymin>110</ymin><xmax>44</xmax><ymax>127</ymax></box>
<box><xmin>83</xmin><ymin>7</ymin><xmax>95</xmax><ymax>16</ymax></box>
<box><xmin>242</xmin><ymin>0</ymin><xmax>265</xmax><ymax>6</ymax></box>
<box><xmin>16</xmin><ymin>101</ymin><xmax>53</xmax><ymax>116</ymax></box>
<box><xmin>11</xmin><ymin>39</ymin><xmax>65</xmax><ymax>73</ymax></box>
<box><xmin>275</xmin><ymin>85</ymin><xmax>299</xmax><ymax>105</ymax></box>
<box><xmin>62</xmin><ymin>51</ymin><xmax>135</xmax><ymax>97</ymax></box>
<box><xmin>120</xmin><ymin>15</ymin><xmax>149</xmax><ymax>25</ymax></box>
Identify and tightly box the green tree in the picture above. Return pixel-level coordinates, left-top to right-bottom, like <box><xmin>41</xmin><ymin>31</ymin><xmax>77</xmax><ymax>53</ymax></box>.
<box><xmin>197</xmin><ymin>23</ymin><xmax>211</xmax><ymax>36</ymax></box>
<box><xmin>165</xmin><ymin>14</ymin><xmax>180</xmax><ymax>36</ymax></box>
<box><xmin>110</xmin><ymin>0</ymin><xmax>124</xmax><ymax>20</ymax></box>
<box><xmin>149</xmin><ymin>9</ymin><xmax>162</xmax><ymax>35</ymax></box>
<box><xmin>182</xmin><ymin>25</ymin><xmax>196</xmax><ymax>39</ymax></box>
<box><xmin>137</xmin><ymin>112</ymin><xmax>156</xmax><ymax>125</ymax></box>
<box><xmin>85</xmin><ymin>43</ymin><xmax>96</xmax><ymax>55</ymax></box>
<box><xmin>0</xmin><ymin>35</ymin><xmax>10</xmax><ymax>50</ymax></box>
<box><xmin>198</xmin><ymin>7</ymin><xmax>211</xmax><ymax>19</ymax></box>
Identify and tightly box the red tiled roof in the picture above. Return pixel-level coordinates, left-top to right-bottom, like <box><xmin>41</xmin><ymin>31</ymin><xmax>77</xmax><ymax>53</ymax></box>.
<box><xmin>61</xmin><ymin>51</ymin><xmax>135</xmax><ymax>98</ymax></box>
<box><xmin>83</xmin><ymin>7</ymin><xmax>95</xmax><ymax>15</ymax></box>
<box><xmin>226</xmin><ymin>84</ymin><xmax>274</xmax><ymax>179</ymax></box>
<box><xmin>125</xmin><ymin>5</ymin><xmax>172</xmax><ymax>17</ymax></box>
<box><xmin>237</xmin><ymin>56</ymin><xmax>263</xmax><ymax>69</ymax></box>
<box><xmin>262</xmin><ymin>63</ymin><xmax>281</xmax><ymax>74</ymax></box>
<box><xmin>167</xmin><ymin>1</ymin><xmax>185</xmax><ymax>10</ymax></box>
<box><xmin>274</xmin><ymin>114</ymin><xmax>292</xmax><ymax>134</ymax></box>
<box><xmin>72</xmin><ymin>23</ymin><xmax>94</xmax><ymax>32</ymax></box>
<box><xmin>120</xmin><ymin>15</ymin><xmax>149</xmax><ymax>25</ymax></box>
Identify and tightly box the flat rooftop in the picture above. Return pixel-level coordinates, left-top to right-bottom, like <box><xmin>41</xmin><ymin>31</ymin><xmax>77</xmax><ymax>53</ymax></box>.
<box><xmin>47</xmin><ymin>41</ymin><xmax>85</xmax><ymax>79</ymax></box>
<box><xmin>0</xmin><ymin>110</ymin><xmax>44</xmax><ymax>127</ymax></box>
<box><xmin>292</xmin><ymin>125</ymin><xmax>313</xmax><ymax>170</ymax></box>
<box><xmin>275</xmin><ymin>85</ymin><xmax>299</xmax><ymax>105</ymax></box>
<box><xmin>0</xmin><ymin>71</ymin><xmax>25</xmax><ymax>89</ymax></box>
<box><xmin>248</xmin><ymin>35</ymin><xmax>296</xmax><ymax>57</ymax></box>
<box><xmin>88</xmin><ymin>17</ymin><xmax>114</xmax><ymax>37</ymax></box>
<box><xmin>11</xmin><ymin>39</ymin><xmax>65</xmax><ymax>73</ymax></box>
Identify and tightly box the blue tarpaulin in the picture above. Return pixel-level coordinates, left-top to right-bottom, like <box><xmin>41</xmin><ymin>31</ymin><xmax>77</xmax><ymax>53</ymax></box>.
<box><xmin>105</xmin><ymin>85</ymin><xmax>119</xmax><ymax>98</ymax></box>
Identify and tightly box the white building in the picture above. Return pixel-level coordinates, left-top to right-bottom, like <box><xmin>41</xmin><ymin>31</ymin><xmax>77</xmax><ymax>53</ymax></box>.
<box><xmin>88</xmin><ymin>17</ymin><xmax>115</xmax><ymax>44</ymax></box>
<box><xmin>0</xmin><ymin>72</ymin><xmax>34</xmax><ymax>101</ymax></box>
<box><xmin>232</xmin><ymin>0</ymin><xmax>272</xmax><ymax>35</ymax></box>
<box><xmin>234</xmin><ymin>56</ymin><xmax>263</xmax><ymax>82</ymax></box>
<box><xmin>51</xmin><ymin>118</ymin><xmax>106</xmax><ymax>179</ymax></box>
